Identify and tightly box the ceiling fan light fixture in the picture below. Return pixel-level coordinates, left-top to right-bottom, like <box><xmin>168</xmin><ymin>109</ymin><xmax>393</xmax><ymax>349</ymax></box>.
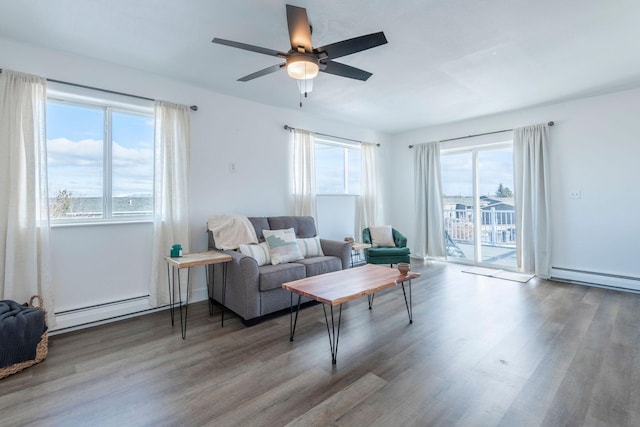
<box><xmin>286</xmin><ymin>54</ymin><xmax>319</xmax><ymax>80</ymax></box>
<box><xmin>296</xmin><ymin>78</ymin><xmax>313</xmax><ymax>94</ymax></box>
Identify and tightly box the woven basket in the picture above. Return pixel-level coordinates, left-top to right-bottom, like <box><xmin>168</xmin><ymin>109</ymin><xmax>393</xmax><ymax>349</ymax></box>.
<box><xmin>0</xmin><ymin>295</ymin><xmax>49</xmax><ymax>380</ymax></box>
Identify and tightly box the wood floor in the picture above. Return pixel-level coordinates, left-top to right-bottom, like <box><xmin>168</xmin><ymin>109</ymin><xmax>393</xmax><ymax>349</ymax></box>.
<box><xmin>1</xmin><ymin>261</ymin><xmax>639</xmax><ymax>426</ymax></box>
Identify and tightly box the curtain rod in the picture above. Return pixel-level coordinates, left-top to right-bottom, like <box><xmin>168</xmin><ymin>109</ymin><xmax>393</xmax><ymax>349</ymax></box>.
<box><xmin>284</xmin><ymin>125</ymin><xmax>380</xmax><ymax>147</ymax></box>
<box><xmin>0</xmin><ymin>69</ymin><xmax>198</xmax><ymax>111</ymax></box>
<box><xmin>408</xmin><ymin>121</ymin><xmax>554</xmax><ymax>148</ymax></box>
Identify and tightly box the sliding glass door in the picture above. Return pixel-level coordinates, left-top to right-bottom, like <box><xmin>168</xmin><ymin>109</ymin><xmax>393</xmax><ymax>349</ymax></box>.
<box><xmin>441</xmin><ymin>144</ymin><xmax>517</xmax><ymax>269</ymax></box>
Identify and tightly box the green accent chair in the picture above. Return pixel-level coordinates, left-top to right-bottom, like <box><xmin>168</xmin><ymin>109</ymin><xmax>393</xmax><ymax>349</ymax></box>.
<box><xmin>362</xmin><ymin>227</ymin><xmax>411</xmax><ymax>266</ymax></box>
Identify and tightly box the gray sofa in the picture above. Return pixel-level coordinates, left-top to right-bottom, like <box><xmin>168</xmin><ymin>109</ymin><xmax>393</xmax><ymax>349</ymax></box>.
<box><xmin>208</xmin><ymin>216</ymin><xmax>351</xmax><ymax>326</ymax></box>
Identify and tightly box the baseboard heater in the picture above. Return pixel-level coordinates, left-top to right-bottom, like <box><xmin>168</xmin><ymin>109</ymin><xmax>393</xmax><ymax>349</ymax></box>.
<box><xmin>51</xmin><ymin>286</ymin><xmax>210</xmax><ymax>334</ymax></box>
<box><xmin>551</xmin><ymin>267</ymin><xmax>640</xmax><ymax>293</ymax></box>
<box><xmin>51</xmin><ymin>296</ymin><xmax>164</xmax><ymax>335</ymax></box>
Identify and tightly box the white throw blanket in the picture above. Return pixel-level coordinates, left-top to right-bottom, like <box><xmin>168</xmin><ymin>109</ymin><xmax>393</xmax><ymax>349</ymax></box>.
<box><xmin>207</xmin><ymin>214</ymin><xmax>258</xmax><ymax>250</ymax></box>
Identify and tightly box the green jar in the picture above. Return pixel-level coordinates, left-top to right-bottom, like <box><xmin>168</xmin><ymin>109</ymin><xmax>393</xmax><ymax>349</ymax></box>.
<box><xmin>170</xmin><ymin>244</ymin><xmax>182</xmax><ymax>258</ymax></box>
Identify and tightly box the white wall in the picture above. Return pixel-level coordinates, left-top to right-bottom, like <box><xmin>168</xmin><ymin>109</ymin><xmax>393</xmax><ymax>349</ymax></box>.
<box><xmin>389</xmin><ymin>88</ymin><xmax>640</xmax><ymax>290</ymax></box>
<box><xmin>1</xmin><ymin>37</ymin><xmax>390</xmax><ymax>329</ymax></box>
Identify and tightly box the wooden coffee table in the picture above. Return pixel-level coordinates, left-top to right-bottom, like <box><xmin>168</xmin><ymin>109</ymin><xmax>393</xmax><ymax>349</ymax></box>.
<box><xmin>282</xmin><ymin>264</ymin><xmax>421</xmax><ymax>364</ymax></box>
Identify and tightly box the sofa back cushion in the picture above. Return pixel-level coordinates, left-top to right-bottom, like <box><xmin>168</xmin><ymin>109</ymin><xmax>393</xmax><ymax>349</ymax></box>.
<box><xmin>268</xmin><ymin>216</ymin><xmax>316</xmax><ymax>238</ymax></box>
<box><xmin>247</xmin><ymin>217</ymin><xmax>270</xmax><ymax>242</ymax></box>
<box><xmin>246</xmin><ymin>216</ymin><xmax>318</xmax><ymax>244</ymax></box>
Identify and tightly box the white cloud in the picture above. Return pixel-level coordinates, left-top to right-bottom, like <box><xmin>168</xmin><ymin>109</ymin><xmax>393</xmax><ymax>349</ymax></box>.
<box><xmin>46</xmin><ymin>137</ymin><xmax>153</xmax><ymax>197</ymax></box>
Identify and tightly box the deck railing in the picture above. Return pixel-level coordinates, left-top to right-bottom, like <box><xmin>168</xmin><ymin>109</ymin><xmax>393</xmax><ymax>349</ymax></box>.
<box><xmin>444</xmin><ymin>207</ymin><xmax>516</xmax><ymax>246</ymax></box>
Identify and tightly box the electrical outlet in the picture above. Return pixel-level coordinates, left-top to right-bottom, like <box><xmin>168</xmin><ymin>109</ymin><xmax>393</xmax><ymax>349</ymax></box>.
<box><xmin>229</xmin><ymin>162</ymin><xmax>237</xmax><ymax>173</ymax></box>
<box><xmin>569</xmin><ymin>190</ymin><xmax>581</xmax><ymax>199</ymax></box>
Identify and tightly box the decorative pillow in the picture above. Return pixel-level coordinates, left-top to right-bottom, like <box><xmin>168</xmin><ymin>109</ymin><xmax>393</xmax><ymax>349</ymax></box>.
<box><xmin>239</xmin><ymin>242</ymin><xmax>271</xmax><ymax>266</ymax></box>
<box><xmin>297</xmin><ymin>236</ymin><xmax>324</xmax><ymax>257</ymax></box>
<box><xmin>369</xmin><ymin>225</ymin><xmax>396</xmax><ymax>247</ymax></box>
<box><xmin>263</xmin><ymin>228</ymin><xmax>304</xmax><ymax>265</ymax></box>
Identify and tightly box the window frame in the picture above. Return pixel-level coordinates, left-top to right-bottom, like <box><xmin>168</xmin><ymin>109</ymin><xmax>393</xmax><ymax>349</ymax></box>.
<box><xmin>440</xmin><ymin>137</ymin><xmax>516</xmax><ymax>268</ymax></box>
<box><xmin>46</xmin><ymin>85</ymin><xmax>155</xmax><ymax>225</ymax></box>
<box><xmin>314</xmin><ymin>137</ymin><xmax>361</xmax><ymax>196</ymax></box>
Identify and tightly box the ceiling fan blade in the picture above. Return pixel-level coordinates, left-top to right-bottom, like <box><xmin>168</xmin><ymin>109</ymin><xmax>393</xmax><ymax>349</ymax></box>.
<box><xmin>212</xmin><ymin>38</ymin><xmax>287</xmax><ymax>58</ymax></box>
<box><xmin>320</xmin><ymin>60</ymin><xmax>373</xmax><ymax>81</ymax></box>
<box><xmin>237</xmin><ymin>63</ymin><xmax>285</xmax><ymax>82</ymax></box>
<box><xmin>315</xmin><ymin>32</ymin><xmax>388</xmax><ymax>60</ymax></box>
<box><xmin>286</xmin><ymin>4</ymin><xmax>312</xmax><ymax>53</ymax></box>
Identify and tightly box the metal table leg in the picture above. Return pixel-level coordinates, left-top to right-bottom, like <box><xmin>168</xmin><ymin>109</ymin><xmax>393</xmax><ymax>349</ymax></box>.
<box><xmin>206</xmin><ymin>264</ymin><xmax>213</xmax><ymax>316</ymax></box>
<box><xmin>207</xmin><ymin>262</ymin><xmax>229</xmax><ymax>327</ymax></box>
<box><xmin>322</xmin><ymin>304</ymin><xmax>343</xmax><ymax>365</ymax></box>
<box><xmin>221</xmin><ymin>262</ymin><xmax>228</xmax><ymax>327</ymax></box>
<box><xmin>289</xmin><ymin>293</ymin><xmax>302</xmax><ymax>341</ymax></box>
<box><xmin>400</xmin><ymin>279</ymin><xmax>413</xmax><ymax>324</ymax></box>
<box><xmin>177</xmin><ymin>267</ymin><xmax>191</xmax><ymax>339</ymax></box>
<box><xmin>167</xmin><ymin>264</ymin><xmax>175</xmax><ymax>326</ymax></box>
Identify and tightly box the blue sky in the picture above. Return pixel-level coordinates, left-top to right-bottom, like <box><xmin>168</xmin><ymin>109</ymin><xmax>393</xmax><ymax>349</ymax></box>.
<box><xmin>315</xmin><ymin>143</ymin><xmax>361</xmax><ymax>194</ymax></box>
<box><xmin>441</xmin><ymin>147</ymin><xmax>514</xmax><ymax>197</ymax></box>
<box><xmin>46</xmin><ymin>101</ymin><xmax>154</xmax><ymax>198</ymax></box>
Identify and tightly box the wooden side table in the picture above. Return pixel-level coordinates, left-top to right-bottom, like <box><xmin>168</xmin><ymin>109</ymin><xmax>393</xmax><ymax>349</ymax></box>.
<box><xmin>350</xmin><ymin>242</ymin><xmax>371</xmax><ymax>267</ymax></box>
<box><xmin>165</xmin><ymin>250</ymin><xmax>232</xmax><ymax>339</ymax></box>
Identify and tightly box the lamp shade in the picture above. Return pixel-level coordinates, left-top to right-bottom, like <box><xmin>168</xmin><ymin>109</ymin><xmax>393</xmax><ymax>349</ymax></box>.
<box><xmin>286</xmin><ymin>55</ymin><xmax>319</xmax><ymax>80</ymax></box>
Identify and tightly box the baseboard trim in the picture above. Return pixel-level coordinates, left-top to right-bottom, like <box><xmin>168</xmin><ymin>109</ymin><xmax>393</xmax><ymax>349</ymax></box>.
<box><xmin>51</xmin><ymin>286</ymin><xmax>209</xmax><ymax>335</ymax></box>
<box><xmin>551</xmin><ymin>267</ymin><xmax>640</xmax><ymax>293</ymax></box>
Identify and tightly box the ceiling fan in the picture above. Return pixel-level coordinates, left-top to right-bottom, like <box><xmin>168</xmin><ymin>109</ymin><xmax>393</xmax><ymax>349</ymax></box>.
<box><xmin>212</xmin><ymin>4</ymin><xmax>387</xmax><ymax>102</ymax></box>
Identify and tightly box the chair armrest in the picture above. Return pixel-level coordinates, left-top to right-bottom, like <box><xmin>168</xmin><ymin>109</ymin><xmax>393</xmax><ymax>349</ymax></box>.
<box><xmin>320</xmin><ymin>239</ymin><xmax>351</xmax><ymax>269</ymax></box>
<box><xmin>393</xmin><ymin>229</ymin><xmax>408</xmax><ymax>248</ymax></box>
<box><xmin>362</xmin><ymin>228</ymin><xmax>372</xmax><ymax>244</ymax></box>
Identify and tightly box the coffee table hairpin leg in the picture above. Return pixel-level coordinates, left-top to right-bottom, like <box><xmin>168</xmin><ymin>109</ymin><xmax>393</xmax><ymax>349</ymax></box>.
<box><xmin>289</xmin><ymin>293</ymin><xmax>302</xmax><ymax>341</ymax></box>
<box><xmin>288</xmin><ymin>293</ymin><xmax>343</xmax><ymax>365</ymax></box>
<box><xmin>322</xmin><ymin>304</ymin><xmax>343</xmax><ymax>365</ymax></box>
<box><xmin>400</xmin><ymin>278</ymin><xmax>413</xmax><ymax>324</ymax></box>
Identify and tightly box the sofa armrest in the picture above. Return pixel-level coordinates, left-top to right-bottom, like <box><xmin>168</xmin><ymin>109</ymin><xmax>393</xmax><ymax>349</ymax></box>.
<box><xmin>320</xmin><ymin>239</ymin><xmax>351</xmax><ymax>270</ymax></box>
<box><xmin>211</xmin><ymin>250</ymin><xmax>262</xmax><ymax>322</ymax></box>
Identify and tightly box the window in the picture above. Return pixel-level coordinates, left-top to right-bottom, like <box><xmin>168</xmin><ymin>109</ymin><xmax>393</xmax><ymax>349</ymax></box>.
<box><xmin>46</xmin><ymin>87</ymin><xmax>154</xmax><ymax>223</ymax></box>
<box><xmin>315</xmin><ymin>139</ymin><xmax>361</xmax><ymax>195</ymax></box>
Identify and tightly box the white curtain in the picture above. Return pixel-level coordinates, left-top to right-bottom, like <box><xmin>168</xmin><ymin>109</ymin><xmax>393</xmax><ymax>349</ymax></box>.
<box><xmin>149</xmin><ymin>101</ymin><xmax>191</xmax><ymax>307</ymax></box>
<box><xmin>414</xmin><ymin>142</ymin><xmax>446</xmax><ymax>258</ymax></box>
<box><xmin>355</xmin><ymin>143</ymin><xmax>380</xmax><ymax>240</ymax></box>
<box><xmin>292</xmin><ymin>129</ymin><xmax>317</xmax><ymax>222</ymax></box>
<box><xmin>513</xmin><ymin>123</ymin><xmax>551</xmax><ymax>277</ymax></box>
<box><xmin>0</xmin><ymin>70</ymin><xmax>54</xmax><ymax>325</ymax></box>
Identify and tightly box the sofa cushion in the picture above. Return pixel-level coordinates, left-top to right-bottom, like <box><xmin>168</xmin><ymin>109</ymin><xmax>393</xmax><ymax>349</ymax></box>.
<box><xmin>263</xmin><ymin>228</ymin><xmax>304</xmax><ymax>265</ymax></box>
<box><xmin>296</xmin><ymin>256</ymin><xmax>342</xmax><ymax>277</ymax></box>
<box><xmin>248</xmin><ymin>217</ymin><xmax>270</xmax><ymax>242</ymax></box>
<box><xmin>239</xmin><ymin>242</ymin><xmax>271</xmax><ymax>266</ymax></box>
<box><xmin>258</xmin><ymin>263</ymin><xmax>306</xmax><ymax>291</ymax></box>
<box><xmin>268</xmin><ymin>216</ymin><xmax>316</xmax><ymax>238</ymax></box>
<box><xmin>367</xmin><ymin>247</ymin><xmax>410</xmax><ymax>257</ymax></box>
<box><xmin>369</xmin><ymin>225</ymin><xmax>396</xmax><ymax>247</ymax></box>
<box><xmin>297</xmin><ymin>236</ymin><xmax>324</xmax><ymax>257</ymax></box>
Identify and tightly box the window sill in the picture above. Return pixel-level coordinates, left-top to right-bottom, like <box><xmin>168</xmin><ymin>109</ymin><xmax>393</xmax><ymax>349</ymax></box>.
<box><xmin>51</xmin><ymin>219</ymin><xmax>153</xmax><ymax>228</ymax></box>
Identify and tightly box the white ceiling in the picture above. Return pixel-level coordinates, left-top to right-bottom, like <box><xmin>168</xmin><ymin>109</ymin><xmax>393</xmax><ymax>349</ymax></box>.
<box><xmin>2</xmin><ymin>0</ymin><xmax>640</xmax><ymax>134</ymax></box>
